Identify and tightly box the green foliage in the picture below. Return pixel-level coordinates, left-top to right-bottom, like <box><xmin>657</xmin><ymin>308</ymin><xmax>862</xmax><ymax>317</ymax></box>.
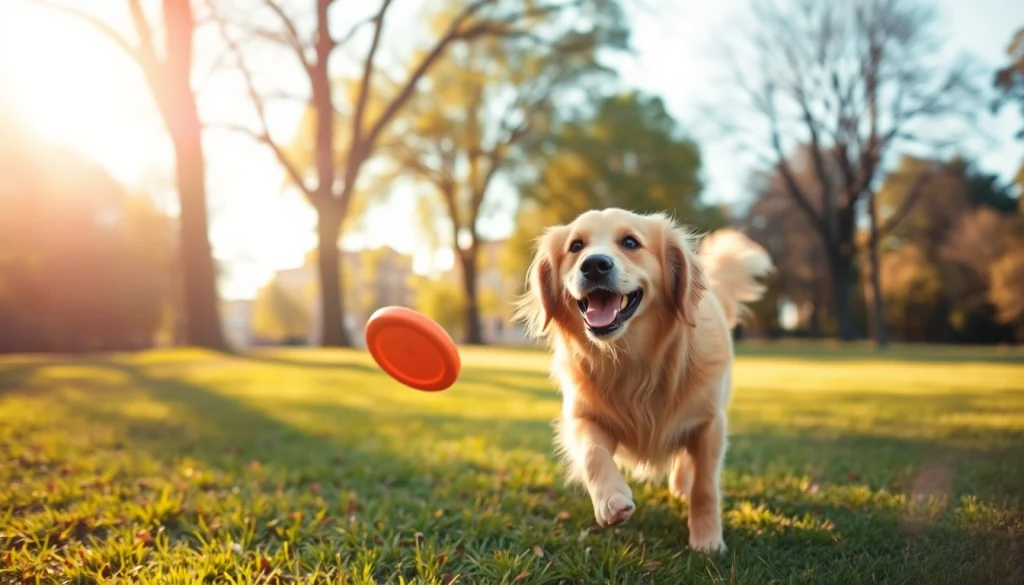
<box><xmin>505</xmin><ymin>91</ymin><xmax>713</xmax><ymax>285</ymax></box>
<box><xmin>410</xmin><ymin>276</ymin><xmax>466</xmax><ymax>337</ymax></box>
<box><xmin>520</xmin><ymin>91</ymin><xmax>708</xmax><ymax>224</ymax></box>
<box><xmin>380</xmin><ymin>0</ymin><xmax>631</xmax><ymax>342</ymax></box>
<box><xmin>384</xmin><ymin>0</ymin><xmax>632</xmax><ymax>245</ymax></box>
<box><xmin>251</xmin><ymin>280</ymin><xmax>312</xmax><ymax>344</ymax></box>
<box><xmin>1</xmin><ymin>347</ymin><xmax>1023</xmax><ymax>583</ymax></box>
<box><xmin>872</xmin><ymin>155</ymin><xmax>1024</xmax><ymax>342</ymax></box>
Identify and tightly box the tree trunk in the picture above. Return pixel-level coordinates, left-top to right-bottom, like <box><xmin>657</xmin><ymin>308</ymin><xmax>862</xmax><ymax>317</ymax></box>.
<box><xmin>866</xmin><ymin>192</ymin><xmax>889</xmax><ymax>348</ymax></box>
<box><xmin>156</xmin><ymin>0</ymin><xmax>226</xmax><ymax>351</ymax></box>
<box><xmin>170</xmin><ymin>131</ymin><xmax>227</xmax><ymax>351</ymax></box>
<box><xmin>316</xmin><ymin>205</ymin><xmax>351</xmax><ymax>347</ymax></box>
<box><xmin>458</xmin><ymin>246</ymin><xmax>484</xmax><ymax>345</ymax></box>
<box><xmin>828</xmin><ymin>250</ymin><xmax>858</xmax><ymax>342</ymax></box>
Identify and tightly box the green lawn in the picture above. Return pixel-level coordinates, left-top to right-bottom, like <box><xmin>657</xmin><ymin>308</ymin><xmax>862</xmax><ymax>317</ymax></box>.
<box><xmin>1</xmin><ymin>345</ymin><xmax>1023</xmax><ymax>584</ymax></box>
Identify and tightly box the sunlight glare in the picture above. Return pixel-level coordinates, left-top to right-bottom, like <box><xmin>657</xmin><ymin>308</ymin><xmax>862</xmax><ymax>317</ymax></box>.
<box><xmin>0</xmin><ymin>3</ymin><xmax>170</xmax><ymax>188</ymax></box>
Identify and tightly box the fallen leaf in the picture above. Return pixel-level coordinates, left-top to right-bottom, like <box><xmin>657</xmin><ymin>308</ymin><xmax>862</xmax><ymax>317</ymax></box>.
<box><xmin>513</xmin><ymin>571</ymin><xmax>530</xmax><ymax>582</ymax></box>
<box><xmin>135</xmin><ymin>530</ymin><xmax>153</xmax><ymax>545</ymax></box>
<box><xmin>258</xmin><ymin>557</ymin><xmax>272</xmax><ymax>573</ymax></box>
<box><xmin>642</xmin><ymin>561</ymin><xmax>663</xmax><ymax>573</ymax></box>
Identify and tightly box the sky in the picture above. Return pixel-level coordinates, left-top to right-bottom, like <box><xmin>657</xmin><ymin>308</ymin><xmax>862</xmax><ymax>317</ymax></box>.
<box><xmin>1</xmin><ymin>0</ymin><xmax>1022</xmax><ymax>300</ymax></box>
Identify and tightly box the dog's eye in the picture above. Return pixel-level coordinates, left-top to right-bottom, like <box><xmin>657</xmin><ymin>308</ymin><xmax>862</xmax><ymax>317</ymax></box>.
<box><xmin>568</xmin><ymin>239</ymin><xmax>584</xmax><ymax>253</ymax></box>
<box><xmin>621</xmin><ymin>235</ymin><xmax>641</xmax><ymax>250</ymax></box>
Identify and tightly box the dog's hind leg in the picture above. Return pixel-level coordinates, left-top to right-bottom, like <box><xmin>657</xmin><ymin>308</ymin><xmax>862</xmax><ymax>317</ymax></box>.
<box><xmin>668</xmin><ymin>449</ymin><xmax>694</xmax><ymax>501</ymax></box>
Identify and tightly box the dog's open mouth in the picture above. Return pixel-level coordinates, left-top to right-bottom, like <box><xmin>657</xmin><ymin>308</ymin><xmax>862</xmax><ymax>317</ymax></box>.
<box><xmin>576</xmin><ymin>288</ymin><xmax>643</xmax><ymax>336</ymax></box>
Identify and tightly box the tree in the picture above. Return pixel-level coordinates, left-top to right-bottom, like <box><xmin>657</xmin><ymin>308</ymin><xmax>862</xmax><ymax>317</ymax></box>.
<box><xmin>523</xmin><ymin>92</ymin><xmax>711</xmax><ymax>223</ymax></box>
<box><xmin>411</xmin><ymin>276</ymin><xmax>467</xmax><ymax>339</ymax></box>
<box><xmin>989</xmin><ymin>247</ymin><xmax>1024</xmax><ymax>340</ymax></box>
<box><xmin>0</xmin><ymin>117</ymin><xmax>178</xmax><ymax>352</ymax></box>
<box><xmin>212</xmin><ymin>0</ymin><xmax>584</xmax><ymax>347</ymax></box>
<box><xmin>875</xmin><ymin>155</ymin><xmax>1021</xmax><ymax>342</ymax></box>
<box><xmin>715</xmin><ymin>0</ymin><xmax>980</xmax><ymax>341</ymax></box>
<box><xmin>32</xmin><ymin>0</ymin><xmax>227</xmax><ymax>350</ymax></box>
<box><xmin>383</xmin><ymin>0</ymin><xmax>628</xmax><ymax>344</ymax></box>
<box><xmin>251</xmin><ymin>279</ymin><xmax>312</xmax><ymax>344</ymax></box>
<box><xmin>504</xmin><ymin>91</ymin><xmax>718</xmax><ymax>284</ymax></box>
<box><xmin>993</xmin><ymin>26</ymin><xmax>1024</xmax><ymax>140</ymax></box>
<box><xmin>741</xmin><ymin>151</ymin><xmax>834</xmax><ymax>336</ymax></box>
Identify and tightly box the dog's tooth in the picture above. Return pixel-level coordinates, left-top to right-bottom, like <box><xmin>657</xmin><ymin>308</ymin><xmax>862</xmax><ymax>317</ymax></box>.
<box><xmin>620</xmin><ymin>295</ymin><xmax>628</xmax><ymax>310</ymax></box>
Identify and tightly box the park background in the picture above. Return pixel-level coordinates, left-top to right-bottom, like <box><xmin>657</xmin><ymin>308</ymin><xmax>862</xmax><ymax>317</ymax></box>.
<box><xmin>2</xmin><ymin>0</ymin><xmax>1023</xmax><ymax>351</ymax></box>
<box><xmin>1</xmin><ymin>0</ymin><xmax>1024</xmax><ymax>583</ymax></box>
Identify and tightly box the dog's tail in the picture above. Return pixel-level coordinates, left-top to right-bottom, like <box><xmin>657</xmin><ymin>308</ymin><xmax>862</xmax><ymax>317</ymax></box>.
<box><xmin>697</xmin><ymin>228</ymin><xmax>774</xmax><ymax>328</ymax></box>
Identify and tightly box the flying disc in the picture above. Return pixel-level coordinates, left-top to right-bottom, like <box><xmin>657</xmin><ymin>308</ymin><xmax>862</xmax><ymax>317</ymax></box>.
<box><xmin>364</xmin><ymin>306</ymin><xmax>461</xmax><ymax>391</ymax></box>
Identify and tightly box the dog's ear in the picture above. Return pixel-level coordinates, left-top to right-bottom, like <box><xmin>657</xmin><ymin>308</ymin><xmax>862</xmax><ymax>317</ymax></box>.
<box><xmin>660</xmin><ymin>220</ymin><xmax>707</xmax><ymax>328</ymax></box>
<box><xmin>514</xmin><ymin>224</ymin><xmax>568</xmax><ymax>338</ymax></box>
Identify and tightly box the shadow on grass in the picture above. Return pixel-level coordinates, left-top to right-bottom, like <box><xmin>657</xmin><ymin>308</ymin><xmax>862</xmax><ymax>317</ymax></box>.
<box><xmin>3</xmin><ymin>355</ymin><xmax>1023</xmax><ymax>584</ymax></box>
<box><xmin>735</xmin><ymin>341</ymin><xmax>1024</xmax><ymax>365</ymax></box>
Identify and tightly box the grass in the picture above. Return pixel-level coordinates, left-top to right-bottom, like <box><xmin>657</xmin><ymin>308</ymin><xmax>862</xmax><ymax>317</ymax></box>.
<box><xmin>1</xmin><ymin>344</ymin><xmax>1023</xmax><ymax>584</ymax></box>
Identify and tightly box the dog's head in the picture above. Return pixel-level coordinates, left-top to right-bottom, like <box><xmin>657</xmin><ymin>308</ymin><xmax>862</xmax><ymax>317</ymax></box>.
<box><xmin>516</xmin><ymin>208</ymin><xmax>706</xmax><ymax>347</ymax></box>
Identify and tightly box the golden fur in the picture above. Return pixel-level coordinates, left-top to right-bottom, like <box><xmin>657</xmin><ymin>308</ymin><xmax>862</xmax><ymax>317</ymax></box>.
<box><xmin>514</xmin><ymin>208</ymin><xmax>773</xmax><ymax>553</ymax></box>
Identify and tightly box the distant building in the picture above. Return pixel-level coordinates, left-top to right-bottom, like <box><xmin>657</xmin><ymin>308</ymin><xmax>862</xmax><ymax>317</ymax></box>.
<box><xmin>225</xmin><ymin>240</ymin><xmax>531</xmax><ymax>348</ymax></box>
<box><xmin>221</xmin><ymin>299</ymin><xmax>254</xmax><ymax>350</ymax></box>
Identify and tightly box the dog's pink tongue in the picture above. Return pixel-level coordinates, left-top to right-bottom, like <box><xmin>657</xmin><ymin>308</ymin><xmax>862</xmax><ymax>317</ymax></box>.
<box><xmin>585</xmin><ymin>294</ymin><xmax>621</xmax><ymax>327</ymax></box>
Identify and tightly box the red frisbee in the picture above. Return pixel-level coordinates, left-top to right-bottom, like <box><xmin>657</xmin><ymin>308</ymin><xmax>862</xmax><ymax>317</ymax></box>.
<box><xmin>364</xmin><ymin>306</ymin><xmax>461</xmax><ymax>391</ymax></box>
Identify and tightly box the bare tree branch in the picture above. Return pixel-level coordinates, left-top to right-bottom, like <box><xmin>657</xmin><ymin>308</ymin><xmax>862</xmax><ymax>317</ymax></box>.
<box><xmin>335</xmin><ymin>11</ymin><xmax>378</xmax><ymax>48</ymax></box>
<box><xmin>209</xmin><ymin>3</ymin><xmax>313</xmax><ymax>199</ymax></box>
<box><xmin>360</xmin><ymin>0</ymin><xmax>498</xmax><ymax>155</ymax></box>
<box><xmin>878</xmin><ymin>166</ymin><xmax>936</xmax><ymax>237</ymax></box>
<box><xmin>262</xmin><ymin>0</ymin><xmax>311</xmax><ymax>73</ymax></box>
<box><xmin>129</xmin><ymin>0</ymin><xmax>160</xmax><ymax>71</ymax></box>
<box><xmin>30</xmin><ymin>1</ymin><xmax>141</xmax><ymax>65</ymax></box>
<box><xmin>344</xmin><ymin>0</ymin><xmax>393</xmax><ymax>190</ymax></box>
<box><xmin>766</xmin><ymin>83</ymin><xmax>830</xmax><ymax>243</ymax></box>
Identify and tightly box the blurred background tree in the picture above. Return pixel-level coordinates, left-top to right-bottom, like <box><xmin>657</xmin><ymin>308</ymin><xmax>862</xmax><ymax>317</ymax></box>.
<box><xmin>503</xmin><ymin>91</ymin><xmax>720</xmax><ymax>286</ymax></box>
<box><xmin>0</xmin><ymin>111</ymin><xmax>178</xmax><ymax>353</ymax></box>
<box><xmin>411</xmin><ymin>277</ymin><xmax>467</xmax><ymax>339</ymax></box>
<box><xmin>381</xmin><ymin>0</ymin><xmax>630</xmax><ymax>344</ymax></box>
<box><xmin>714</xmin><ymin>0</ymin><xmax>982</xmax><ymax>343</ymax></box>
<box><xmin>30</xmin><ymin>0</ymin><xmax>227</xmax><ymax>349</ymax></box>
<box><xmin>872</xmin><ymin>155</ymin><xmax>1022</xmax><ymax>343</ymax></box>
<box><xmin>251</xmin><ymin>279</ymin><xmax>312</xmax><ymax>345</ymax></box>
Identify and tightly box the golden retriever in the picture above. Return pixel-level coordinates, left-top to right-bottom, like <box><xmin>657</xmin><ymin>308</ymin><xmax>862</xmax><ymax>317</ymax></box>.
<box><xmin>514</xmin><ymin>208</ymin><xmax>772</xmax><ymax>553</ymax></box>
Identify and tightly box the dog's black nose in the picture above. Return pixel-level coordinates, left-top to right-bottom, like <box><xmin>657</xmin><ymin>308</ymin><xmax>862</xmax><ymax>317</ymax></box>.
<box><xmin>580</xmin><ymin>254</ymin><xmax>614</xmax><ymax>280</ymax></box>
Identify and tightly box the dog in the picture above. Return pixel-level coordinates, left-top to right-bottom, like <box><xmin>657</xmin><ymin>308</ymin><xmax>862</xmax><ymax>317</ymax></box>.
<box><xmin>514</xmin><ymin>207</ymin><xmax>773</xmax><ymax>553</ymax></box>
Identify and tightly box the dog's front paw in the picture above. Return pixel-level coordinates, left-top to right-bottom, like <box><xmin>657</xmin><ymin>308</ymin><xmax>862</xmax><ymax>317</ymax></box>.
<box><xmin>593</xmin><ymin>488</ymin><xmax>635</xmax><ymax>527</ymax></box>
<box><xmin>688</xmin><ymin>531</ymin><xmax>726</xmax><ymax>554</ymax></box>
